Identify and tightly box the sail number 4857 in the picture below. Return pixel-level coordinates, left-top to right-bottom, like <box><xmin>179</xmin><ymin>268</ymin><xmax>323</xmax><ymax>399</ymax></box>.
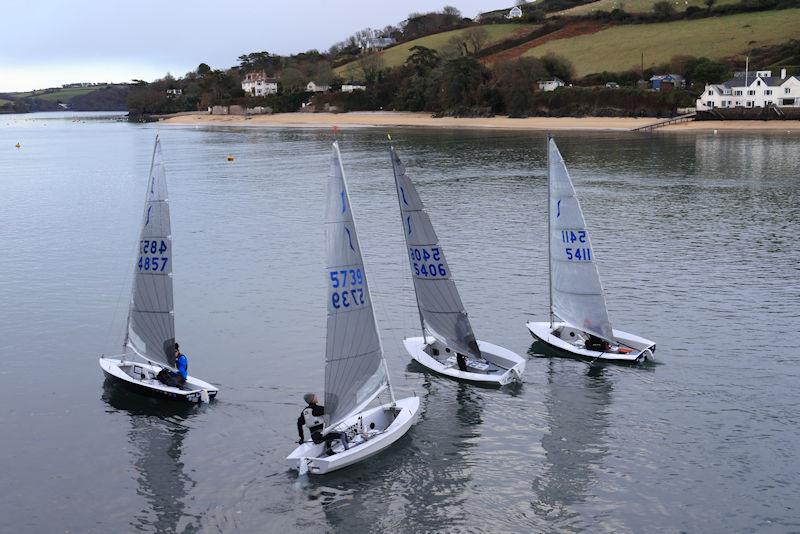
<box><xmin>408</xmin><ymin>247</ymin><xmax>447</xmax><ymax>278</ymax></box>
<box><xmin>137</xmin><ymin>240</ymin><xmax>169</xmax><ymax>272</ymax></box>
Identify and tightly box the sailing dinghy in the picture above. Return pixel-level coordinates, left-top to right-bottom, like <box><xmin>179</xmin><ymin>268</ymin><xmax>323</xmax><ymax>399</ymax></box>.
<box><xmin>527</xmin><ymin>137</ymin><xmax>655</xmax><ymax>363</ymax></box>
<box><xmin>389</xmin><ymin>143</ymin><xmax>525</xmax><ymax>386</ymax></box>
<box><xmin>99</xmin><ymin>136</ymin><xmax>218</xmax><ymax>402</ymax></box>
<box><xmin>286</xmin><ymin>141</ymin><xmax>420</xmax><ymax>475</ymax></box>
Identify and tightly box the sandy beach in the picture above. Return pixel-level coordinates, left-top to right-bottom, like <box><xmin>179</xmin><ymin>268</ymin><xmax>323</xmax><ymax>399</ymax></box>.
<box><xmin>160</xmin><ymin>111</ymin><xmax>800</xmax><ymax>132</ymax></box>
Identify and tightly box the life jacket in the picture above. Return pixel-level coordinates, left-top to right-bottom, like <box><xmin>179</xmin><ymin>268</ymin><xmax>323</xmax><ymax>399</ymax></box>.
<box><xmin>302</xmin><ymin>405</ymin><xmax>324</xmax><ymax>437</ymax></box>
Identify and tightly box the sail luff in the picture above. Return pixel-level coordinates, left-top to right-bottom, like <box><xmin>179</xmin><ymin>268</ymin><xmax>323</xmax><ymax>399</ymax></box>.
<box><xmin>389</xmin><ymin>144</ymin><xmax>481</xmax><ymax>359</ymax></box>
<box><xmin>323</xmin><ymin>141</ymin><xmax>389</xmax><ymax>429</ymax></box>
<box><xmin>389</xmin><ymin>145</ymin><xmax>426</xmax><ymax>341</ymax></box>
<box><xmin>125</xmin><ymin>135</ymin><xmax>176</xmax><ymax>368</ymax></box>
<box><xmin>547</xmin><ymin>138</ymin><xmax>614</xmax><ymax>341</ymax></box>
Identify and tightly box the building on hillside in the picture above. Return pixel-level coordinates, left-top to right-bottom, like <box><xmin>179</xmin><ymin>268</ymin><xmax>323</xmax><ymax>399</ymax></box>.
<box><xmin>166</xmin><ymin>88</ymin><xmax>182</xmax><ymax>96</ymax></box>
<box><xmin>342</xmin><ymin>81</ymin><xmax>367</xmax><ymax>92</ymax></box>
<box><xmin>649</xmin><ymin>74</ymin><xmax>685</xmax><ymax>91</ymax></box>
<box><xmin>537</xmin><ymin>77</ymin><xmax>565</xmax><ymax>91</ymax></box>
<box><xmin>605</xmin><ymin>82</ymin><xmax>620</xmax><ymax>89</ymax></box>
<box><xmin>361</xmin><ymin>37</ymin><xmax>395</xmax><ymax>50</ymax></box>
<box><xmin>696</xmin><ymin>69</ymin><xmax>800</xmax><ymax>110</ymax></box>
<box><xmin>306</xmin><ymin>81</ymin><xmax>330</xmax><ymax>93</ymax></box>
<box><xmin>507</xmin><ymin>6</ymin><xmax>523</xmax><ymax>18</ymax></box>
<box><xmin>242</xmin><ymin>71</ymin><xmax>278</xmax><ymax>96</ymax></box>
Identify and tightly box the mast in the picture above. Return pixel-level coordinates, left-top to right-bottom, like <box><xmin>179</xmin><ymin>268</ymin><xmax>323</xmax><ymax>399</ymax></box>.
<box><xmin>388</xmin><ymin>138</ymin><xmax>426</xmax><ymax>343</ymax></box>
<box><xmin>333</xmin><ymin>137</ymin><xmax>396</xmax><ymax>405</ymax></box>
<box><xmin>547</xmin><ymin>134</ymin><xmax>554</xmax><ymax>328</ymax></box>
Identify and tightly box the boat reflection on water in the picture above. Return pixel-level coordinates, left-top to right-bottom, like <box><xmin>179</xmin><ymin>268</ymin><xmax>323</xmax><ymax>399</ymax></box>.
<box><xmin>102</xmin><ymin>384</ymin><xmax>199</xmax><ymax>533</ymax></box>
<box><xmin>529</xmin><ymin>353</ymin><xmax>613</xmax><ymax>529</ymax></box>
<box><xmin>313</xmin><ymin>380</ymin><xmax>484</xmax><ymax>532</ymax></box>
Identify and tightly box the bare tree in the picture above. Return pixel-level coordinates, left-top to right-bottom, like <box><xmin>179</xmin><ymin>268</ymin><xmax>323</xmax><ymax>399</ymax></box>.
<box><xmin>359</xmin><ymin>54</ymin><xmax>385</xmax><ymax>85</ymax></box>
<box><xmin>464</xmin><ymin>27</ymin><xmax>489</xmax><ymax>54</ymax></box>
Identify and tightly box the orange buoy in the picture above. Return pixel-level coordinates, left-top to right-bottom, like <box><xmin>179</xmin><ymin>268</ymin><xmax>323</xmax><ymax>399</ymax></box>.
<box><xmin>15</xmin><ymin>142</ymin><xmax>21</xmax><ymax>148</ymax></box>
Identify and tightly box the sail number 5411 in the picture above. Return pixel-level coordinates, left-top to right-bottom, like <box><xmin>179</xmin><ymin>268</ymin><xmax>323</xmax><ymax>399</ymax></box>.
<box><xmin>409</xmin><ymin>247</ymin><xmax>447</xmax><ymax>278</ymax></box>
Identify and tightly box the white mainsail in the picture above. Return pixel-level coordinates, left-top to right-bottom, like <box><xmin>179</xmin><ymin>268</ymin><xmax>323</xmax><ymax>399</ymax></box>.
<box><xmin>324</xmin><ymin>141</ymin><xmax>389</xmax><ymax>429</ymax></box>
<box><xmin>125</xmin><ymin>135</ymin><xmax>176</xmax><ymax>368</ymax></box>
<box><xmin>390</xmin><ymin>144</ymin><xmax>481</xmax><ymax>359</ymax></box>
<box><xmin>548</xmin><ymin>137</ymin><xmax>614</xmax><ymax>341</ymax></box>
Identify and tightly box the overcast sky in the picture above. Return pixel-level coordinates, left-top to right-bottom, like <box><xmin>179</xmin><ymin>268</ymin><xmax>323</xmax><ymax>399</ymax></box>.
<box><xmin>0</xmin><ymin>1</ymin><xmax>505</xmax><ymax>92</ymax></box>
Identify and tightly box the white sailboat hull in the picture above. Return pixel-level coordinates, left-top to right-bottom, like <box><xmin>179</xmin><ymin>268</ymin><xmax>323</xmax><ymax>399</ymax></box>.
<box><xmin>404</xmin><ymin>336</ymin><xmax>525</xmax><ymax>386</ymax></box>
<box><xmin>527</xmin><ymin>321</ymin><xmax>655</xmax><ymax>363</ymax></box>
<box><xmin>99</xmin><ymin>357</ymin><xmax>218</xmax><ymax>403</ymax></box>
<box><xmin>286</xmin><ymin>396</ymin><xmax>420</xmax><ymax>475</ymax></box>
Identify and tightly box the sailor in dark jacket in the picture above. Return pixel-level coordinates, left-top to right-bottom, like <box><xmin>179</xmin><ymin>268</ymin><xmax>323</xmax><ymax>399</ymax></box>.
<box><xmin>297</xmin><ymin>393</ymin><xmax>349</xmax><ymax>454</ymax></box>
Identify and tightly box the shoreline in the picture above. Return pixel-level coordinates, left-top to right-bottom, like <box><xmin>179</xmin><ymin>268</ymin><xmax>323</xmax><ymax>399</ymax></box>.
<box><xmin>159</xmin><ymin>111</ymin><xmax>800</xmax><ymax>133</ymax></box>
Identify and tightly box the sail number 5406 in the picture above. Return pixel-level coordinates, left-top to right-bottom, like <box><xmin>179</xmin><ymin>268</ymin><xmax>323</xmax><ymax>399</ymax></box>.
<box><xmin>409</xmin><ymin>247</ymin><xmax>447</xmax><ymax>278</ymax></box>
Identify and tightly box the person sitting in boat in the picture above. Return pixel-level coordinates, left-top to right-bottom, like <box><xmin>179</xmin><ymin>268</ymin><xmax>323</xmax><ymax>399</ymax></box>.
<box><xmin>296</xmin><ymin>393</ymin><xmax>349</xmax><ymax>453</ymax></box>
<box><xmin>585</xmin><ymin>334</ymin><xmax>611</xmax><ymax>352</ymax></box>
<box><xmin>157</xmin><ymin>343</ymin><xmax>188</xmax><ymax>388</ymax></box>
<box><xmin>456</xmin><ymin>353</ymin><xmax>468</xmax><ymax>371</ymax></box>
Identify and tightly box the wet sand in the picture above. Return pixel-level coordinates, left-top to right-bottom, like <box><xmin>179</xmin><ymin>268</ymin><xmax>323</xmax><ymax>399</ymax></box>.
<box><xmin>160</xmin><ymin>111</ymin><xmax>800</xmax><ymax>132</ymax></box>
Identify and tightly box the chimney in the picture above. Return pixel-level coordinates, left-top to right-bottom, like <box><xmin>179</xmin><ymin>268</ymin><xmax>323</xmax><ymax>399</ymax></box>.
<box><xmin>781</xmin><ymin>68</ymin><xmax>787</xmax><ymax>79</ymax></box>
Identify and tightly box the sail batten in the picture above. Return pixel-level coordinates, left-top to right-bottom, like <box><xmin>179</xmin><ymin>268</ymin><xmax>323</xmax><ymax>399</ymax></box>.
<box><xmin>390</xmin><ymin>145</ymin><xmax>481</xmax><ymax>359</ymax></box>
<box><xmin>324</xmin><ymin>141</ymin><xmax>388</xmax><ymax>429</ymax></box>
<box><xmin>126</xmin><ymin>136</ymin><xmax>176</xmax><ymax>368</ymax></box>
<box><xmin>548</xmin><ymin>139</ymin><xmax>614</xmax><ymax>341</ymax></box>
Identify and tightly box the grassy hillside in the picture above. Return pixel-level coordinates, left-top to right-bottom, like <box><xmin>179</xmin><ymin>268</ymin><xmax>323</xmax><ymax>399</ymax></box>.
<box><xmin>521</xmin><ymin>9</ymin><xmax>800</xmax><ymax>76</ymax></box>
<box><xmin>14</xmin><ymin>86</ymin><xmax>100</xmax><ymax>102</ymax></box>
<box><xmin>551</xmin><ymin>0</ymin><xmax>739</xmax><ymax>16</ymax></box>
<box><xmin>336</xmin><ymin>24</ymin><xmax>539</xmax><ymax>77</ymax></box>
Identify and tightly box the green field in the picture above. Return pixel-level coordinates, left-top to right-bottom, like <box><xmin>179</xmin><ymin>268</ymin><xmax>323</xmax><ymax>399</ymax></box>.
<box><xmin>336</xmin><ymin>24</ymin><xmax>540</xmax><ymax>77</ymax></box>
<box><xmin>6</xmin><ymin>86</ymin><xmax>101</xmax><ymax>102</ymax></box>
<box><xmin>522</xmin><ymin>9</ymin><xmax>800</xmax><ymax>76</ymax></box>
<box><xmin>0</xmin><ymin>98</ymin><xmax>12</xmax><ymax>106</ymax></box>
<box><xmin>552</xmin><ymin>0</ymin><xmax>739</xmax><ymax>16</ymax></box>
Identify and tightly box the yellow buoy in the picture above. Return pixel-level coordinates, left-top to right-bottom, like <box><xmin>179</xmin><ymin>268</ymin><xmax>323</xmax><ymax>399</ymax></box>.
<box><xmin>227</xmin><ymin>154</ymin><xmax>234</xmax><ymax>162</ymax></box>
<box><xmin>15</xmin><ymin>142</ymin><xmax>21</xmax><ymax>148</ymax></box>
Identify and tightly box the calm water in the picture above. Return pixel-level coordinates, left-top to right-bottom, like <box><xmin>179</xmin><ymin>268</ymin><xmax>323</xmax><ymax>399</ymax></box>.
<box><xmin>1</xmin><ymin>112</ymin><xmax>799</xmax><ymax>533</ymax></box>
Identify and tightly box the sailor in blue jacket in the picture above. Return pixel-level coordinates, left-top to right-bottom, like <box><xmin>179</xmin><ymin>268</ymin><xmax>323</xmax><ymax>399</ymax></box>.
<box><xmin>158</xmin><ymin>342</ymin><xmax>188</xmax><ymax>387</ymax></box>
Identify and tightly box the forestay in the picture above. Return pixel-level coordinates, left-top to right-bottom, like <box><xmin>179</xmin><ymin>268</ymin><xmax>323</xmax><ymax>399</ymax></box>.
<box><xmin>548</xmin><ymin>138</ymin><xmax>614</xmax><ymax>341</ymax></box>
<box><xmin>390</xmin><ymin>145</ymin><xmax>481</xmax><ymax>359</ymax></box>
<box><xmin>324</xmin><ymin>141</ymin><xmax>387</xmax><ymax>429</ymax></box>
<box><xmin>125</xmin><ymin>136</ymin><xmax>176</xmax><ymax>368</ymax></box>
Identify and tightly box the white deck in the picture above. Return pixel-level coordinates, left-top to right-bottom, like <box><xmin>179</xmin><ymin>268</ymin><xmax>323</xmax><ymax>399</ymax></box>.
<box><xmin>403</xmin><ymin>336</ymin><xmax>525</xmax><ymax>386</ymax></box>
<box><xmin>99</xmin><ymin>357</ymin><xmax>218</xmax><ymax>402</ymax></box>
<box><xmin>527</xmin><ymin>321</ymin><xmax>655</xmax><ymax>363</ymax></box>
<box><xmin>286</xmin><ymin>396</ymin><xmax>420</xmax><ymax>475</ymax></box>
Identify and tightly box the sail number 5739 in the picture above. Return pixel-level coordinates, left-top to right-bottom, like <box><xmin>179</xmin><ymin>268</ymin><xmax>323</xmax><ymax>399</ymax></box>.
<box><xmin>329</xmin><ymin>268</ymin><xmax>366</xmax><ymax>309</ymax></box>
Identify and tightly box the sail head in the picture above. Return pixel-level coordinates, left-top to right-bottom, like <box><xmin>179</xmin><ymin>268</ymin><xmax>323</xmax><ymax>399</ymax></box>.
<box><xmin>324</xmin><ymin>141</ymin><xmax>387</xmax><ymax>428</ymax></box>
<box><xmin>126</xmin><ymin>136</ymin><xmax>176</xmax><ymax>368</ymax></box>
<box><xmin>548</xmin><ymin>138</ymin><xmax>614</xmax><ymax>341</ymax></box>
<box><xmin>390</xmin><ymin>146</ymin><xmax>480</xmax><ymax>358</ymax></box>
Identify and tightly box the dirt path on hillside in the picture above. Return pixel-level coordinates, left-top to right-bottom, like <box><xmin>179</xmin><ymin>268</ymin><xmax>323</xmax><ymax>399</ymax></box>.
<box><xmin>482</xmin><ymin>21</ymin><xmax>610</xmax><ymax>64</ymax></box>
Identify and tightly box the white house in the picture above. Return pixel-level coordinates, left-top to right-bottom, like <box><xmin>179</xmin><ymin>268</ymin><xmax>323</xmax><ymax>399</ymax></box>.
<box><xmin>697</xmin><ymin>69</ymin><xmax>800</xmax><ymax>110</ymax></box>
<box><xmin>165</xmin><ymin>88</ymin><xmax>182</xmax><ymax>96</ymax></box>
<box><xmin>537</xmin><ymin>77</ymin><xmax>565</xmax><ymax>91</ymax></box>
<box><xmin>342</xmin><ymin>81</ymin><xmax>366</xmax><ymax>93</ymax></box>
<box><xmin>306</xmin><ymin>81</ymin><xmax>330</xmax><ymax>93</ymax></box>
<box><xmin>507</xmin><ymin>6</ymin><xmax>523</xmax><ymax>18</ymax></box>
<box><xmin>242</xmin><ymin>71</ymin><xmax>278</xmax><ymax>96</ymax></box>
<box><xmin>361</xmin><ymin>37</ymin><xmax>395</xmax><ymax>50</ymax></box>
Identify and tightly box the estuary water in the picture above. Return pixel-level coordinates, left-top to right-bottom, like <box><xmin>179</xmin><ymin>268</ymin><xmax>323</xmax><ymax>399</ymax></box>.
<box><xmin>1</xmin><ymin>112</ymin><xmax>799</xmax><ymax>533</ymax></box>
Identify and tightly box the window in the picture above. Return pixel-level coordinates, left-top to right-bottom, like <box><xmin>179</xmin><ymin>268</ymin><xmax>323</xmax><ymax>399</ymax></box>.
<box><xmin>706</xmin><ymin>101</ymin><xmax>714</xmax><ymax>108</ymax></box>
<box><xmin>747</xmin><ymin>90</ymin><xmax>756</xmax><ymax>96</ymax></box>
<box><xmin>786</xmin><ymin>88</ymin><xmax>792</xmax><ymax>94</ymax></box>
<box><xmin>734</xmin><ymin>90</ymin><xmax>743</xmax><ymax>96</ymax></box>
<box><xmin>764</xmin><ymin>90</ymin><xmax>772</xmax><ymax>95</ymax></box>
<box><xmin>708</xmin><ymin>90</ymin><xmax>713</xmax><ymax>95</ymax></box>
<box><xmin>766</xmin><ymin>101</ymin><xmax>773</xmax><ymax>106</ymax></box>
<box><xmin>746</xmin><ymin>101</ymin><xmax>754</xmax><ymax>108</ymax></box>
